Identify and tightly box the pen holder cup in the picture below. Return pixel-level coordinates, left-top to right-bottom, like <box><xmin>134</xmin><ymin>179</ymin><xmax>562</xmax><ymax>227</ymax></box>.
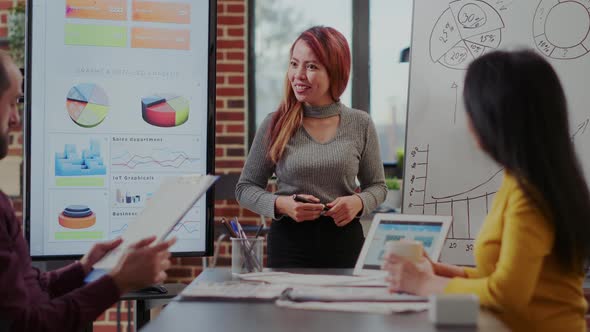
<box><xmin>231</xmin><ymin>237</ymin><xmax>264</xmax><ymax>274</ymax></box>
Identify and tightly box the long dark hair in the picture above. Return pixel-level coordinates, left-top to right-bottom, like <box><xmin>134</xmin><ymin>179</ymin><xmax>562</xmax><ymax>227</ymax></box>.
<box><xmin>463</xmin><ymin>49</ymin><xmax>590</xmax><ymax>272</ymax></box>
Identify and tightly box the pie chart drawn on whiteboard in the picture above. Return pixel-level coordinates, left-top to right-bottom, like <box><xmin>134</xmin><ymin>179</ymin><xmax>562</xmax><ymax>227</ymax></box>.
<box><xmin>533</xmin><ymin>0</ymin><xmax>590</xmax><ymax>60</ymax></box>
<box><xmin>141</xmin><ymin>94</ymin><xmax>189</xmax><ymax>127</ymax></box>
<box><xmin>430</xmin><ymin>0</ymin><xmax>505</xmax><ymax>70</ymax></box>
<box><xmin>66</xmin><ymin>83</ymin><xmax>110</xmax><ymax>128</ymax></box>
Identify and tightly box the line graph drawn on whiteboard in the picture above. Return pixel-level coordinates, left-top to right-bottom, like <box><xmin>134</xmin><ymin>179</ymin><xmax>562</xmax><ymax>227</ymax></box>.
<box><xmin>404</xmin><ymin>121</ymin><xmax>590</xmax><ymax>265</ymax></box>
<box><xmin>405</xmin><ymin>144</ymin><xmax>503</xmax><ymax>265</ymax></box>
<box><xmin>572</xmin><ymin>118</ymin><xmax>589</xmax><ymax>141</ymax></box>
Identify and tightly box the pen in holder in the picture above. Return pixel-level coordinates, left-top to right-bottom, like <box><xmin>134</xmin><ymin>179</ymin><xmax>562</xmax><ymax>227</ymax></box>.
<box><xmin>231</xmin><ymin>236</ymin><xmax>264</xmax><ymax>274</ymax></box>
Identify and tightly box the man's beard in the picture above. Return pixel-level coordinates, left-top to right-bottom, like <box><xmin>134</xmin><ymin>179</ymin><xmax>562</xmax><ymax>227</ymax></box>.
<box><xmin>0</xmin><ymin>132</ymin><xmax>8</xmax><ymax>159</ymax></box>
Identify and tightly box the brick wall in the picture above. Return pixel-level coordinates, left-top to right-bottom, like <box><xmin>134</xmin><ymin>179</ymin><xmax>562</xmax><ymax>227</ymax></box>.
<box><xmin>0</xmin><ymin>0</ymin><xmax>251</xmax><ymax>330</ymax></box>
<box><xmin>164</xmin><ymin>0</ymin><xmax>253</xmax><ymax>285</ymax></box>
<box><xmin>0</xmin><ymin>0</ymin><xmax>14</xmax><ymax>39</ymax></box>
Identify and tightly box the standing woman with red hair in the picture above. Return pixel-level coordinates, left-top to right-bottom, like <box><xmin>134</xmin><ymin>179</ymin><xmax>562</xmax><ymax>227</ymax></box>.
<box><xmin>236</xmin><ymin>26</ymin><xmax>386</xmax><ymax>268</ymax></box>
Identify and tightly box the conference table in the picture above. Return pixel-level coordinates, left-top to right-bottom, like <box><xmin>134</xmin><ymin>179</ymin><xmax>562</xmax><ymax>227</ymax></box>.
<box><xmin>140</xmin><ymin>268</ymin><xmax>508</xmax><ymax>332</ymax></box>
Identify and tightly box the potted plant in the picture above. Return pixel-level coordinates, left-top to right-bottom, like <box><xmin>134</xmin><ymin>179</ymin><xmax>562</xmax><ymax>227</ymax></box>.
<box><xmin>8</xmin><ymin>3</ymin><xmax>26</xmax><ymax>69</ymax></box>
<box><xmin>395</xmin><ymin>148</ymin><xmax>404</xmax><ymax>178</ymax></box>
<box><xmin>384</xmin><ymin>176</ymin><xmax>402</xmax><ymax>211</ymax></box>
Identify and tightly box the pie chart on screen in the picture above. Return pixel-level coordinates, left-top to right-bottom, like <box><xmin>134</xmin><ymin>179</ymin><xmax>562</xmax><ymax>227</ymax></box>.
<box><xmin>141</xmin><ymin>94</ymin><xmax>189</xmax><ymax>127</ymax></box>
<box><xmin>66</xmin><ymin>83</ymin><xmax>110</xmax><ymax>128</ymax></box>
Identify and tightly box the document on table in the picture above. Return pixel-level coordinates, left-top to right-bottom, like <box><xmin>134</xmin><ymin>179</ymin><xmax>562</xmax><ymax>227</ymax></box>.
<box><xmin>276</xmin><ymin>299</ymin><xmax>429</xmax><ymax>314</ymax></box>
<box><xmin>236</xmin><ymin>272</ymin><xmax>388</xmax><ymax>287</ymax></box>
<box><xmin>283</xmin><ymin>286</ymin><xmax>427</xmax><ymax>302</ymax></box>
<box><xmin>180</xmin><ymin>281</ymin><xmax>289</xmax><ymax>300</ymax></box>
<box><xmin>179</xmin><ymin>281</ymin><xmax>426</xmax><ymax>305</ymax></box>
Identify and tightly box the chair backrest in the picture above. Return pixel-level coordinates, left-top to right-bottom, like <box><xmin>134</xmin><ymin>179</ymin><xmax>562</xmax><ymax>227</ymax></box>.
<box><xmin>208</xmin><ymin>173</ymin><xmax>269</xmax><ymax>268</ymax></box>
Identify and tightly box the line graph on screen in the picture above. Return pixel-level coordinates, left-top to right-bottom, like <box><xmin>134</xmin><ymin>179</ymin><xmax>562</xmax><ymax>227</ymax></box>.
<box><xmin>110</xmin><ymin>136</ymin><xmax>201</xmax><ymax>172</ymax></box>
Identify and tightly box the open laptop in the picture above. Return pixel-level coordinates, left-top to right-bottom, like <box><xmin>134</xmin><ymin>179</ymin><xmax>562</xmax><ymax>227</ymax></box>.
<box><xmin>353</xmin><ymin>213</ymin><xmax>452</xmax><ymax>276</ymax></box>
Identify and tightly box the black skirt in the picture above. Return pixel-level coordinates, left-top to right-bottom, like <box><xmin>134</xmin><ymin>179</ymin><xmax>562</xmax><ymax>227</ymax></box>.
<box><xmin>267</xmin><ymin>215</ymin><xmax>365</xmax><ymax>268</ymax></box>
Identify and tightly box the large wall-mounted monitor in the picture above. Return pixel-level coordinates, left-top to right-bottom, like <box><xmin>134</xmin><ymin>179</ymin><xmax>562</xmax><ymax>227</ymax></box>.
<box><xmin>24</xmin><ymin>0</ymin><xmax>216</xmax><ymax>259</ymax></box>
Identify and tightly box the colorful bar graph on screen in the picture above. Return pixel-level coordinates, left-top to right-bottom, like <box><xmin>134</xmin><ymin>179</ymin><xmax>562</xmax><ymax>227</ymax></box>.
<box><xmin>55</xmin><ymin>139</ymin><xmax>106</xmax><ymax>176</ymax></box>
<box><xmin>131</xmin><ymin>27</ymin><xmax>190</xmax><ymax>50</ymax></box>
<box><xmin>54</xmin><ymin>139</ymin><xmax>106</xmax><ymax>187</ymax></box>
<box><xmin>132</xmin><ymin>1</ymin><xmax>191</xmax><ymax>24</ymax></box>
<box><xmin>65</xmin><ymin>24</ymin><xmax>127</xmax><ymax>47</ymax></box>
<box><xmin>66</xmin><ymin>0</ymin><xmax>127</xmax><ymax>21</ymax></box>
<box><xmin>55</xmin><ymin>139</ymin><xmax>107</xmax><ymax>187</ymax></box>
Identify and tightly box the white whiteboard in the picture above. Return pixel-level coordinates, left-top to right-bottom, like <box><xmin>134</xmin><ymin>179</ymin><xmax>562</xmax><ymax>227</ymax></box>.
<box><xmin>403</xmin><ymin>0</ymin><xmax>590</xmax><ymax>265</ymax></box>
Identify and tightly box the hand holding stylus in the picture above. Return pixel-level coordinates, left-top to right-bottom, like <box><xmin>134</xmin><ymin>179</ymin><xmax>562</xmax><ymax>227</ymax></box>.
<box><xmin>275</xmin><ymin>194</ymin><xmax>325</xmax><ymax>222</ymax></box>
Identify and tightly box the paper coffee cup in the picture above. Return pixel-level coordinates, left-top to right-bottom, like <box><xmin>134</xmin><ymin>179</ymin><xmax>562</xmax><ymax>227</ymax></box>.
<box><xmin>385</xmin><ymin>240</ymin><xmax>423</xmax><ymax>263</ymax></box>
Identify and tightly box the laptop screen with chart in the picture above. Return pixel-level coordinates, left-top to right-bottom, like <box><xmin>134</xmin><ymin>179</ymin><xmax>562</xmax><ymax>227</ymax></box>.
<box><xmin>354</xmin><ymin>214</ymin><xmax>451</xmax><ymax>275</ymax></box>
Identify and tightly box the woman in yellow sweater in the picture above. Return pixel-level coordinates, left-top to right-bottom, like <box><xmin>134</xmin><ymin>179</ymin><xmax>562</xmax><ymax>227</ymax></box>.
<box><xmin>382</xmin><ymin>49</ymin><xmax>590</xmax><ymax>331</ymax></box>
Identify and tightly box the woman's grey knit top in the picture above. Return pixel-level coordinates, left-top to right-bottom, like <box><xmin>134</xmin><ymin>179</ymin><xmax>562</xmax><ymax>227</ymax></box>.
<box><xmin>235</xmin><ymin>102</ymin><xmax>387</xmax><ymax>219</ymax></box>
